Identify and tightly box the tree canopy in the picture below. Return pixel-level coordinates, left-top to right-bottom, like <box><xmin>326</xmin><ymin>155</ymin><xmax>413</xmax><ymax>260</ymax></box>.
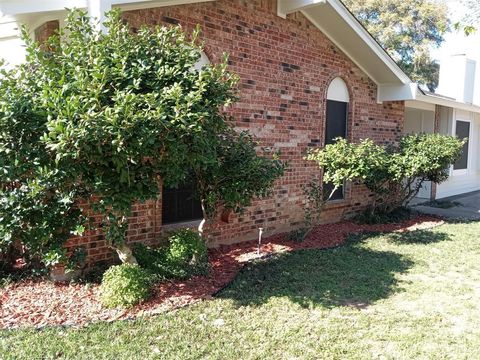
<box><xmin>344</xmin><ymin>0</ymin><xmax>449</xmax><ymax>91</ymax></box>
<box><xmin>0</xmin><ymin>10</ymin><xmax>285</xmax><ymax>269</ymax></box>
<box><xmin>456</xmin><ymin>0</ymin><xmax>479</xmax><ymax>35</ymax></box>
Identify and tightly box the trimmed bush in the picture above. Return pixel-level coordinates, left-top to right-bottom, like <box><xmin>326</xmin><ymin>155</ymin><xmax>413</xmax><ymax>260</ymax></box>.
<box><xmin>306</xmin><ymin>134</ymin><xmax>465</xmax><ymax>217</ymax></box>
<box><xmin>99</xmin><ymin>264</ymin><xmax>151</xmax><ymax>308</ymax></box>
<box><xmin>165</xmin><ymin>229</ymin><xmax>208</xmax><ymax>275</ymax></box>
<box><xmin>133</xmin><ymin>229</ymin><xmax>208</xmax><ymax>280</ymax></box>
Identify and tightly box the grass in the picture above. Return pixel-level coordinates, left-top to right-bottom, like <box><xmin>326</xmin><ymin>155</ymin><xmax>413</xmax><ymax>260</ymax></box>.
<box><xmin>2</xmin><ymin>221</ymin><xmax>480</xmax><ymax>359</ymax></box>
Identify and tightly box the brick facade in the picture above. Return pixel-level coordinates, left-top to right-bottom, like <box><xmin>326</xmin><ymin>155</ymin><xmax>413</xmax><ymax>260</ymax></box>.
<box><xmin>36</xmin><ymin>0</ymin><xmax>405</xmax><ymax>264</ymax></box>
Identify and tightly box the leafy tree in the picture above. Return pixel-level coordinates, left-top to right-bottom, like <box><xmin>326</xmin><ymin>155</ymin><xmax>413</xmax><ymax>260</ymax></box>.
<box><xmin>455</xmin><ymin>0</ymin><xmax>479</xmax><ymax>35</ymax></box>
<box><xmin>306</xmin><ymin>134</ymin><xmax>464</xmax><ymax>216</ymax></box>
<box><xmin>344</xmin><ymin>0</ymin><xmax>449</xmax><ymax>91</ymax></box>
<box><xmin>0</xmin><ymin>10</ymin><xmax>285</xmax><ymax>268</ymax></box>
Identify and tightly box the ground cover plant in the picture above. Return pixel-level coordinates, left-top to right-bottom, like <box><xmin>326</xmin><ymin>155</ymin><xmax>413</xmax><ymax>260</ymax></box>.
<box><xmin>99</xmin><ymin>264</ymin><xmax>151</xmax><ymax>308</ymax></box>
<box><xmin>133</xmin><ymin>229</ymin><xmax>209</xmax><ymax>281</ymax></box>
<box><xmin>2</xmin><ymin>220</ymin><xmax>480</xmax><ymax>359</ymax></box>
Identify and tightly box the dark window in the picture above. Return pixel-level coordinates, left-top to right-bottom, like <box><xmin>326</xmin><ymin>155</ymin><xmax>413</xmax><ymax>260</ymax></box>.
<box><xmin>454</xmin><ymin>120</ymin><xmax>470</xmax><ymax>170</ymax></box>
<box><xmin>325</xmin><ymin>100</ymin><xmax>348</xmax><ymax>145</ymax></box>
<box><xmin>324</xmin><ymin>99</ymin><xmax>348</xmax><ymax>200</ymax></box>
<box><xmin>162</xmin><ymin>182</ymin><xmax>203</xmax><ymax>224</ymax></box>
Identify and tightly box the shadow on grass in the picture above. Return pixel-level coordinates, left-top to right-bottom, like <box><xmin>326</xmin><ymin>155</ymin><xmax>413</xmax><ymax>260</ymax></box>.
<box><xmin>386</xmin><ymin>230</ymin><xmax>451</xmax><ymax>245</ymax></box>
<box><xmin>216</xmin><ymin>238</ymin><xmax>414</xmax><ymax>310</ymax></box>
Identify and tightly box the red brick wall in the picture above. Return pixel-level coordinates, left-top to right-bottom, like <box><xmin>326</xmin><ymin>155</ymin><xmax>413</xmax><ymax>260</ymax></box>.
<box><xmin>68</xmin><ymin>0</ymin><xmax>404</xmax><ymax>262</ymax></box>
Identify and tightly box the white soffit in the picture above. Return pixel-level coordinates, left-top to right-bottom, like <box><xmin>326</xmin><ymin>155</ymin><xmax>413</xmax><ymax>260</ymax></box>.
<box><xmin>405</xmin><ymin>100</ymin><xmax>436</xmax><ymax>112</ymax></box>
<box><xmin>415</xmin><ymin>92</ymin><xmax>480</xmax><ymax>115</ymax></box>
<box><xmin>300</xmin><ymin>0</ymin><xmax>410</xmax><ymax>85</ymax></box>
<box><xmin>278</xmin><ymin>0</ymin><xmax>415</xmax><ymax>103</ymax></box>
<box><xmin>0</xmin><ymin>0</ymin><xmax>214</xmax><ymax>17</ymax></box>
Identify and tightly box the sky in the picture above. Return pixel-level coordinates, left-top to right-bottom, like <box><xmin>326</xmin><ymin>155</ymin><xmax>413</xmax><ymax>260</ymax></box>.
<box><xmin>433</xmin><ymin>0</ymin><xmax>480</xmax><ymax>62</ymax></box>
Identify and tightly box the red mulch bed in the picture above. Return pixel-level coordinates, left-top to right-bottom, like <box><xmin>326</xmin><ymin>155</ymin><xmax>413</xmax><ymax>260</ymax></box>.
<box><xmin>0</xmin><ymin>216</ymin><xmax>442</xmax><ymax>329</ymax></box>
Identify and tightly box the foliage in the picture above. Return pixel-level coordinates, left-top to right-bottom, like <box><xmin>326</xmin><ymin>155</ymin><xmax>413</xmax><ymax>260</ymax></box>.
<box><xmin>28</xmin><ymin>10</ymin><xmax>238</xmax><ymax>251</ymax></box>
<box><xmin>134</xmin><ymin>229</ymin><xmax>208</xmax><ymax>279</ymax></box>
<box><xmin>354</xmin><ymin>206</ymin><xmax>412</xmax><ymax>225</ymax></box>
<box><xmin>425</xmin><ymin>200</ymin><xmax>462</xmax><ymax>209</ymax></box>
<box><xmin>0</xmin><ymin>9</ymin><xmax>284</xmax><ymax>269</ymax></box>
<box><xmin>195</xmin><ymin>129</ymin><xmax>286</xmax><ymax>220</ymax></box>
<box><xmin>0</xmin><ymin>62</ymin><xmax>86</xmax><ymax>268</ymax></box>
<box><xmin>165</xmin><ymin>229</ymin><xmax>208</xmax><ymax>273</ymax></box>
<box><xmin>99</xmin><ymin>263</ymin><xmax>151</xmax><ymax>308</ymax></box>
<box><xmin>344</xmin><ymin>0</ymin><xmax>449</xmax><ymax>91</ymax></box>
<box><xmin>455</xmin><ymin>0</ymin><xmax>479</xmax><ymax>35</ymax></box>
<box><xmin>289</xmin><ymin>179</ymin><xmax>330</xmax><ymax>242</ymax></box>
<box><xmin>306</xmin><ymin>134</ymin><xmax>464</xmax><ymax>216</ymax></box>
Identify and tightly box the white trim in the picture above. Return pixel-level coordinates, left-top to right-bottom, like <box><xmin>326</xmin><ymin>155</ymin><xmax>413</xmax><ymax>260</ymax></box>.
<box><xmin>278</xmin><ymin>0</ymin><xmax>410</xmax><ymax>85</ymax></box>
<box><xmin>0</xmin><ymin>1</ymin><xmax>87</xmax><ymax>16</ymax></box>
<box><xmin>405</xmin><ymin>100</ymin><xmax>436</xmax><ymax>112</ymax></box>
<box><xmin>325</xmin><ymin>0</ymin><xmax>410</xmax><ymax>84</ymax></box>
<box><xmin>377</xmin><ymin>83</ymin><xmax>417</xmax><ymax>102</ymax></box>
<box><xmin>87</xmin><ymin>0</ymin><xmax>111</xmax><ymax>32</ymax></box>
<box><xmin>277</xmin><ymin>0</ymin><xmax>326</xmax><ymax>19</ymax></box>
<box><xmin>115</xmin><ymin>0</ymin><xmax>214</xmax><ymax>11</ymax></box>
<box><xmin>415</xmin><ymin>93</ymin><xmax>480</xmax><ymax>115</ymax></box>
<box><xmin>0</xmin><ymin>0</ymin><xmax>214</xmax><ymax>16</ymax></box>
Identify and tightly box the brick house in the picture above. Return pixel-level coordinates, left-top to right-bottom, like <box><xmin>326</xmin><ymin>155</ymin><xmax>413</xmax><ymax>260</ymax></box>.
<box><xmin>2</xmin><ymin>0</ymin><xmax>474</xmax><ymax>263</ymax></box>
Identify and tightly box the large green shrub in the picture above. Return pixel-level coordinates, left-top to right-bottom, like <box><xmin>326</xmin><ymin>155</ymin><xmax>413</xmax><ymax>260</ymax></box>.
<box><xmin>0</xmin><ymin>62</ymin><xmax>86</xmax><ymax>268</ymax></box>
<box><xmin>0</xmin><ymin>9</ymin><xmax>284</xmax><ymax>269</ymax></box>
<box><xmin>99</xmin><ymin>264</ymin><xmax>151</xmax><ymax>308</ymax></box>
<box><xmin>306</xmin><ymin>134</ymin><xmax>465</xmax><ymax>216</ymax></box>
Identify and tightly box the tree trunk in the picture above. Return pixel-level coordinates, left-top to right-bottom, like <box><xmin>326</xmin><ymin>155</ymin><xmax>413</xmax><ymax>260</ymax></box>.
<box><xmin>198</xmin><ymin>199</ymin><xmax>209</xmax><ymax>239</ymax></box>
<box><xmin>114</xmin><ymin>243</ymin><xmax>138</xmax><ymax>265</ymax></box>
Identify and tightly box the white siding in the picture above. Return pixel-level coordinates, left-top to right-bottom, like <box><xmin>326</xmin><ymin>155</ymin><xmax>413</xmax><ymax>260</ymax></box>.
<box><xmin>437</xmin><ymin>111</ymin><xmax>480</xmax><ymax>198</ymax></box>
<box><xmin>0</xmin><ymin>17</ymin><xmax>26</xmax><ymax>68</ymax></box>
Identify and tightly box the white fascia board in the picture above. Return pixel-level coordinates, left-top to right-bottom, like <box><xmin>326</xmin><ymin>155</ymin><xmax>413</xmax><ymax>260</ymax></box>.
<box><xmin>277</xmin><ymin>0</ymin><xmax>326</xmax><ymax>19</ymax></box>
<box><xmin>415</xmin><ymin>93</ymin><xmax>480</xmax><ymax>114</ymax></box>
<box><xmin>325</xmin><ymin>0</ymin><xmax>410</xmax><ymax>85</ymax></box>
<box><xmin>0</xmin><ymin>1</ymin><xmax>87</xmax><ymax>16</ymax></box>
<box><xmin>115</xmin><ymin>0</ymin><xmax>215</xmax><ymax>12</ymax></box>
<box><xmin>377</xmin><ymin>83</ymin><xmax>417</xmax><ymax>102</ymax></box>
<box><xmin>0</xmin><ymin>0</ymin><xmax>212</xmax><ymax>16</ymax></box>
<box><xmin>278</xmin><ymin>0</ymin><xmax>411</xmax><ymax>86</ymax></box>
<box><xmin>405</xmin><ymin>100</ymin><xmax>436</xmax><ymax>112</ymax></box>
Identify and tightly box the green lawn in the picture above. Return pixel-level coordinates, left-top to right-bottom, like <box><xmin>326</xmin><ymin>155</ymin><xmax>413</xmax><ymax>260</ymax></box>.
<box><xmin>2</xmin><ymin>221</ymin><xmax>480</xmax><ymax>359</ymax></box>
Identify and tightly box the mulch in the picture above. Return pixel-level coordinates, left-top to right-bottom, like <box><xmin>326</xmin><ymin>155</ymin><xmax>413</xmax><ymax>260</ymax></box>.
<box><xmin>0</xmin><ymin>215</ymin><xmax>442</xmax><ymax>329</ymax></box>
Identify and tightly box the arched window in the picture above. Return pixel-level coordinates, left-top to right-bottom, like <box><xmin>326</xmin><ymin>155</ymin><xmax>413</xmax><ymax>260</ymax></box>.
<box><xmin>325</xmin><ymin>77</ymin><xmax>349</xmax><ymax>144</ymax></box>
<box><xmin>162</xmin><ymin>52</ymin><xmax>210</xmax><ymax>224</ymax></box>
<box><xmin>324</xmin><ymin>77</ymin><xmax>349</xmax><ymax>200</ymax></box>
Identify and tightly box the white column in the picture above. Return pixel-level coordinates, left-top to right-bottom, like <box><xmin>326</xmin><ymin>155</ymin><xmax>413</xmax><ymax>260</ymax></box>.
<box><xmin>87</xmin><ymin>0</ymin><xmax>112</xmax><ymax>32</ymax></box>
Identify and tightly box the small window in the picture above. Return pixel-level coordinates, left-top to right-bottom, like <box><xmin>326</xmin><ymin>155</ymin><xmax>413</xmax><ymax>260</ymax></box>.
<box><xmin>324</xmin><ymin>78</ymin><xmax>349</xmax><ymax>200</ymax></box>
<box><xmin>162</xmin><ymin>182</ymin><xmax>203</xmax><ymax>224</ymax></box>
<box><xmin>454</xmin><ymin>120</ymin><xmax>470</xmax><ymax>170</ymax></box>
